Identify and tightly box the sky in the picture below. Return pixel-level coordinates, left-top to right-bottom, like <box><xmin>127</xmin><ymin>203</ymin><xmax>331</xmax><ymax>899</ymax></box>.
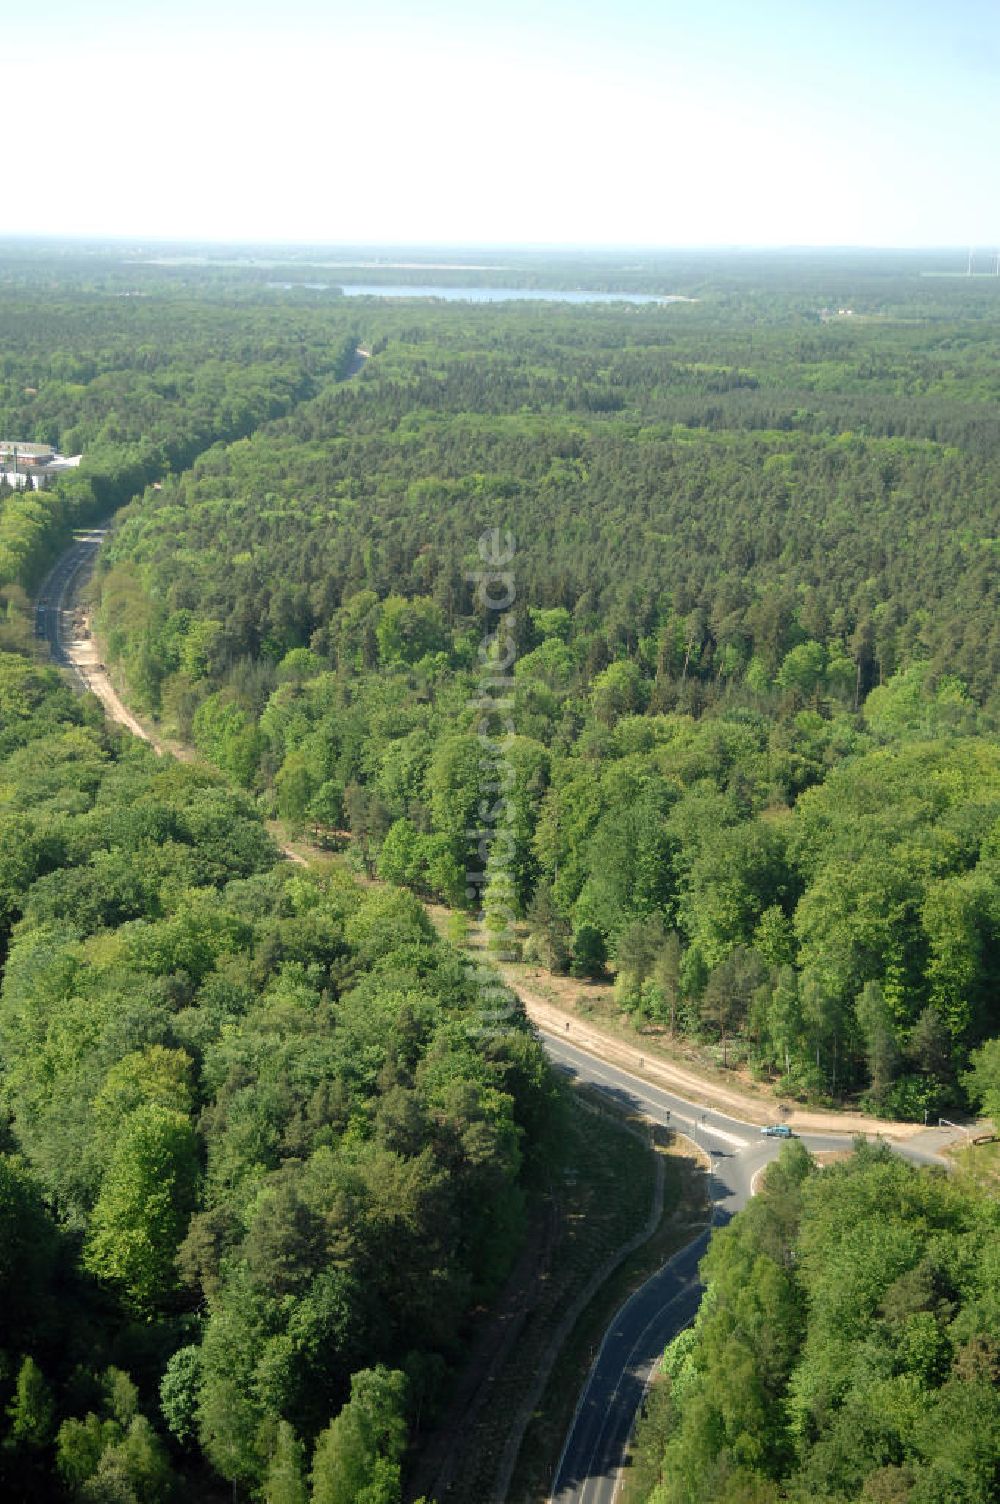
<box><xmin>8</xmin><ymin>0</ymin><xmax>1000</xmax><ymax>247</ymax></box>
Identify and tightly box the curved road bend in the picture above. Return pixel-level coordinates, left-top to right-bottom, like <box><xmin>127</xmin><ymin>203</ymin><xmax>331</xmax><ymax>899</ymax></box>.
<box><xmin>29</xmin><ymin>409</ymin><xmax>945</xmax><ymax>1504</ymax></box>
<box><xmin>543</xmin><ymin>1032</ymin><xmax>947</xmax><ymax>1504</ymax></box>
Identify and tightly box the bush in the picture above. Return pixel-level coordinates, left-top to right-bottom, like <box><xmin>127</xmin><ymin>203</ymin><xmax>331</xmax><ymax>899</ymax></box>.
<box><xmin>776</xmin><ymin>1063</ymin><xmax>829</xmax><ymax>1102</ymax></box>
<box><xmin>571</xmin><ymin>923</ymin><xmax>607</xmax><ymax>979</ymax></box>
<box><xmin>875</xmin><ymin>1073</ymin><xmax>948</xmax><ymax>1123</ymax></box>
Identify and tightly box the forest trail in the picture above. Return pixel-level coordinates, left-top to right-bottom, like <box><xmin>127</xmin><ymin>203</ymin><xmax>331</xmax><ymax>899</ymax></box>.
<box><xmin>64</xmin><ymin>606</ymin><xmax>310</xmax><ymax>867</ymax></box>
<box><xmin>53</xmin><ymin>589</ymin><xmax>960</xmax><ymax>1151</ymax></box>
<box><xmin>513</xmin><ymin>988</ymin><xmax>931</xmax><ymax>1140</ymax></box>
<box><xmin>48</xmin><ymin>599</ymin><xmax>960</xmax><ymax>1151</ymax></box>
<box><xmin>67</xmin><ymin>613</ymin><xmax>164</xmax><ymax>752</ymax></box>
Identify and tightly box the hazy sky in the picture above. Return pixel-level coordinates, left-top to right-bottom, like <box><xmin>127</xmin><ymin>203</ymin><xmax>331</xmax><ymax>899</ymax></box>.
<box><xmin>10</xmin><ymin>0</ymin><xmax>999</xmax><ymax>246</ymax></box>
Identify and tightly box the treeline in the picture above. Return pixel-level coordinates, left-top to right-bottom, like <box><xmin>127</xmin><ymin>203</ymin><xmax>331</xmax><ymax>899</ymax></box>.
<box><xmin>0</xmin><ymin>650</ymin><xmax>554</xmax><ymax>1501</ymax></box>
<box><xmin>98</xmin><ymin>307</ymin><xmax>1000</xmax><ymax>703</ymax></box>
<box><xmin>0</xmin><ymin>287</ymin><xmax>361</xmax><ymax>588</ymax></box>
<box><xmin>40</xmin><ymin>239</ymin><xmax>1000</xmax><ymax>312</ymax></box>
<box><xmin>94</xmin><ymin>299</ymin><xmax>1000</xmax><ymax>1117</ymax></box>
<box><xmin>629</xmin><ymin>1140</ymin><xmax>1000</xmax><ymax>1504</ymax></box>
<box><xmin>97</xmin><ymin>612</ymin><xmax>1000</xmax><ymax>1119</ymax></box>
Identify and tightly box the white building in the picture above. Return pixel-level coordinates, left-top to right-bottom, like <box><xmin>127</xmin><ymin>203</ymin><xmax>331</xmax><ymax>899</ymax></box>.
<box><xmin>0</xmin><ymin>448</ymin><xmax>82</xmax><ymax>488</ymax></box>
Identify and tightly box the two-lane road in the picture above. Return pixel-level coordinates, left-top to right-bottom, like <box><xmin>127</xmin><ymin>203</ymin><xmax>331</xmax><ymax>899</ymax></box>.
<box><xmin>34</xmin><ymin>528</ymin><xmax>108</xmax><ymax>687</ymax></box>
<box><xmin>31</xmin><ymin>513</ymin><xmax>948</xmax><ymax>1504</ymax></box>
<box><xmin>543</xmin><ymin>1031</ymin><xmax>946</xmax><ymax>1504</ymax></box>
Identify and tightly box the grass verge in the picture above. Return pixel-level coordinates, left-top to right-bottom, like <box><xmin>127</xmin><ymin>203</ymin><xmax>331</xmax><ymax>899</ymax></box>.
<box><xmin>507</xmin><ymin>1121</ymin><xmax>707</xmax><ymax>1504</ymax></box>
<box><xmin>504</xmin><ymin>959</ymin><xmax>777</xmax><ymax>1103</ymax></box>
<box><xmin>947</xmin><ymin>1137</ymin><xmax>1000</xmax><ymax>1195</ymax></box>
<box><xmin>408</xmin><ymin>1087</ymin><xmax>675</xmax><ymax>1504</ymax></box>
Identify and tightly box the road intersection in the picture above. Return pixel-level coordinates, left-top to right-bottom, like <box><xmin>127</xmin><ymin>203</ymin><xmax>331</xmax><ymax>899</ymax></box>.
<box><xmin>542</xmin><ymin>1030</ymin><xmax>947</xmax><ymax>1504</ymax></box>
<box><xmin>31</xmin><ymin>525</ymin><xmax>957</xmax><ymax>1504</ymax></box>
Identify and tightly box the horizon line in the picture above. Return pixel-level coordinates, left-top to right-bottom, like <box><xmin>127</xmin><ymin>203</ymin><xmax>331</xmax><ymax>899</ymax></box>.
<box><xmin>1</xmin><ymin>234</ymin><xmax>998</xmax><ymax>256</ymax></box>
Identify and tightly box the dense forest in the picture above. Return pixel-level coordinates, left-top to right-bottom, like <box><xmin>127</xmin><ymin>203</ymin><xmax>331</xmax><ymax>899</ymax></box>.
<box><xmin>2</xmin><ymin>245</ymin><xmax>999</xmax><ymax>1502</ymax></box>
<box><xmin>0</xmin><ymin>651</ymin><xmax>554</xmax><ymax>1499</ymax></box>
<box><xmin>0</xmin><ymin>276</ymin><xmax>359</xmax><ymax>588</ymax></box>
<box><xmin>629</xmin><ymin>1140</ymin><xmax>1000</xmax><ymax>1503</ymax></box>
<box><xmin>92</xmin><ymin>276</ymin><xmax>1000</xmax><ymax>1118</ymax></box>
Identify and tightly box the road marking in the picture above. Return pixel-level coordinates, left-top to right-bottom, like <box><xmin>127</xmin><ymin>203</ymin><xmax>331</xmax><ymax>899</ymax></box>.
<box><xmin>541</xmin><ymin>1033</ymin><xmax>750</xmax><ymax>1148</ymax></box>
<box><xmin>569</xmin><ymin>1276</ymin><xmax>703</xmax><ymax>1504</ymax></box>
<box><xmin>681</xmin><ymin>1119</ymin><xmax>748</xmax><ymax>1149</ymax></box>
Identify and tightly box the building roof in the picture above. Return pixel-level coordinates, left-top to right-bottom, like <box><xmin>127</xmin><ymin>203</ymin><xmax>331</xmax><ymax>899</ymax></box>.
<box><xmin>0</xmin><ymin>441</ymin><xmax>55</xmax><ymax>457</ymax></box>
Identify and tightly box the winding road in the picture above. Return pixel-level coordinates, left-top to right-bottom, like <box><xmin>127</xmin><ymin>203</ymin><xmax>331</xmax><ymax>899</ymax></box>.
<box><xmin>35</xmin><ymin>526</ymin><xmax>958</xmax><ymax>1504</ymax></box>
<box><xmin>543</xmin><ymin>1032</ymin><xmax>948</xmax><ymax>1504</ymax></box>
<box><xmin>33</xmin><ymin>529</ymin><xmax>961</xmax><ymax>1504</ymax></box>
<box><xmin>30</xmin><ymin>358</ymin><xmax>959</xmax><ymax>1504</ymax></box>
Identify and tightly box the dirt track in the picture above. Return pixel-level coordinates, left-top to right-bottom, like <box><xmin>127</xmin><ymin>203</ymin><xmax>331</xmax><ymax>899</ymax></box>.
<box><xmin>65</xmin><ymin>613</ymin><xmax>308</xmax><ymax>867</ymax></box>
<box><xmin>57</xmin><ymin>604</ymin><xmax>957</xmax><ymax>1149</ymax></box>
<box><xmin>510</xmin><ymin>986</ymin><xmax>929</xmax><ymax>1140</ymax></box>
<box><xmin>66</xmin><ymin>623</ymin><xmax>160</xmax><ymax>749</ymax></box>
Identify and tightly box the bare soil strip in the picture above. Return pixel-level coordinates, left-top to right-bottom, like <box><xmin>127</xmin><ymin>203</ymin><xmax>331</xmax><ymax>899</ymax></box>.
<box><xmin>59</xmin><ymin>602</ymin><xmax>937</xmax><ymax>1145</ymax></box>
<box><xmin>505</xmin><ymin>986</ymin><xmax>926</xmax><ymax>1140</ymax></box>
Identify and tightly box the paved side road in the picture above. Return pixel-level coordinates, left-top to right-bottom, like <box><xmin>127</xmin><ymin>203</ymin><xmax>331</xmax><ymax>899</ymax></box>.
<box><xmin>544</xmin><ymin>1031</ymin><xmax>947</xmax><ymax>1504</ymax></box>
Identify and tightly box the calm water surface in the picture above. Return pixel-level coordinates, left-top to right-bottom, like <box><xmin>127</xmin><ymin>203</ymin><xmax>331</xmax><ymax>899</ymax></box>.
<box><xmin>269</xmin><ymin>282</ymin><xmax>687</xmax><ymax>304</ymax></box>
<box><xmin>341</xmin><ymin>284</ymin><xmax>685</xmax><ymax>303</ymax></box>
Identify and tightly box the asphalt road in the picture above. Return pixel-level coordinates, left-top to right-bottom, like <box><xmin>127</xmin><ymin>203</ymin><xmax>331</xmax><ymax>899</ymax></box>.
<box><xmin>31</xmin><ymin>353</ymin><xmax>370</xmax><ymax>682</ymax></box>
<box><xmin>33</xmin><ymin>528</ymin><xmax>107</xmax><ymax>687</ymax></box>
<box><xmin>30</xmin><ymin>494</ymin><xmax>946</xmax><ymax>1504</ymax></box>
<box><xmin>543</xmin><ymin>1031</ymin><xmax>946</xmax><ymax>1504</ymax></box>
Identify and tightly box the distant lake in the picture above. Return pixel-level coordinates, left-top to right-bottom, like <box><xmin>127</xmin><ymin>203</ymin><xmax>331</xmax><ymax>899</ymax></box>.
<box><xmin>269</xmin><ymin>281</ymin><xmax>688</xmax><ymax>304</ymax></box>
